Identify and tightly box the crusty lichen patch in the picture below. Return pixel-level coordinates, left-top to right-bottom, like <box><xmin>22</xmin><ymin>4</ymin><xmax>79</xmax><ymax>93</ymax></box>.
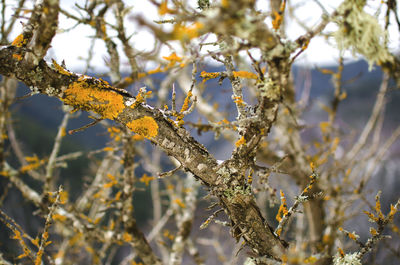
<box><xmin>126</xmin><ymin>116</ymin><xmax>159</xmax><ymax>139</ymax></box>
<box><xmin>11</xmin><ymin>34</ymin><xmax>28</xmax><ymax>47</ymax></box>
<box><xmin>62</xmin><ymin>76</ymin><xmax>124</xmax><ymax>120</ymax></box>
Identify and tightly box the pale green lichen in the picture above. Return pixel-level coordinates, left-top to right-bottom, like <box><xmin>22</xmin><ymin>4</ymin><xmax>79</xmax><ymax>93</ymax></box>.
<box><xmin>333</xmin><ymin>252</ymin><xmax>361</xmax><ymax>265</ymax></box>
<box><xmin>223</xmin><ymin>185</ymin><xmax>251</xmax><ymax>199</ymax></box>
<box><xmin>258</xmin><ymin>77</ymin><xmax>280</xmax><ymax>101</ymax></box>
<box><xmin>334</xmin><ymin>0</ymin><xmax>393</xmax><ymax>70</ymax></box>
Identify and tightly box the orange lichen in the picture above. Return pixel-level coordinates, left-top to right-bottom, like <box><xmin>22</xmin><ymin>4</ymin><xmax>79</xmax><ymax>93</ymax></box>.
<box><xmin>163</xmin><ymin>52</ymin><xmax>183</xmax><ymax>67</ymax></box>
<box><xmin>147</xmin><ymin>66</ymin><xmax>163</xmax><ymax>75</ymax></box>
<box><xmin>12</xmin><ymin>54</ymin><xmax>23</xmax><ymax>61</ymax></box>
<box><xmin>159</xmin><ymin>0</ymin><xmax>174</xmax><ymax>15</ymax></box>
<box><xmin>340</xmin><ymin>92</ymin><xmax>347</xmax><ymax>100</ymax></box>
<box><xmin>20</xmin><ymin>155</ymin><xmax>45</xmax><ymax>173</ymax></box>
<box><xmin>163</xmin><ymin>229</ymin><xmax>175</xmax><ymax>240</ymax></box>
<box><xmin>221</xmin><ymin>0</ymin><xmax>229</xmax><ymax>8</ymax></box>
<box><xmin>301</xmin><ymin>39</ymin><xmax>310</xmax><ymax>51</ymax></box>
<box><xmin>59</xmin><ymin>191</ymin><xmax>68</xmax><ymax>204</ymax></box>
<box><xmin>62</xmin><ymin>77</ymin><xmax>125</xmax><ymax>120</ymax></box>
<box><xmin>233</xmin><ymin>96</ymin><xmax>245</xmax><ymax>106</ymax></box>
<box><xmin>272</xmin><ymin>11</ymin><xmax>283</xmax><ymax>30</ymax></box>
<box><xmin>108</xmin><ymin>126</ymin><xmax>121</xmax><ymax>141</ymax></box>
<box><xmin>53</xmin><ymin>214</ymin><xmax>67</xmax><ymax>222</ymax></box>
<box><xmin>132</xmin><ymin>134</ymin><xmax>145</xmax><ymax>141</ymax></box>
<box><xmin>233</xmin><ymin>71</ymin><xmax>258</xmax><ymax>79</ymax></box>
<box><xmin>303</xmin><ymin>256</ymin><xmax>317</xmax><ymax>264</ymax></box>
<box><xmin>172</xmin><ymin>22</ymin><xmax>204</xmax><ymax>41</ymax></box>
<box><xmin>103</xmin><ymin>173</ymin><xmax>117</xmax><ymax>188</ymax></box>
<box><xmin>103</xmin><ymin>147</ymin><xmax>114</xmax><ymax>152</ymax></box>
<box><xmin>180</xmin><ymin>91</ymin><xmax>192</xmax><ymax>113</ymax></box>
<box><xmin>60</xmin><ymin>127</ymin><xmax>66</xmax><ymax>137</ymax></box>
<box><xmin>126</xmin><ymin>116</ymin><xmax>158</xmax><ymax>139</ymax></box>
<box><xmin>52</xmin><ymin>59</ymin><xmax>73</xmax><ymax>76</ymax></box>
<box><xmin>348</xmin><ymin>232</ymin><xmax>358</xmax><ymax>241</ymax></box>
<box><xmin>235</xmin><ymin>136</ymin><xmax>246</xmax><ymax>147</ymax></box>
<box><xmin>122</xmin><ymin>232</ymin><xmax>133</xmax><ymax>242</ymax></box>
<box><xmin>276</xmin><ymin>190</ymin><xmax>288</xmax><ymax>222</ymax></box>
<box><xmin>140</xmin><ymin>173</ymin><xmax>155</xmax><ymax>186</ymax></box>
<box><xmin>272</xmin><ymin>1</ymin><xmax>286</xmax><ymax>30</ymax></box>
<box><xmin>130</xmin><ymin>90</ymin><xmax>152</xmax><ymax>109</ymax></box>
<box><xmin>319</xmin><ymin>121</ymin><xmax>330</xmax><ymax>134</ymax></box>
<box><xmin>173</xmin><ymin>198</ymin><xmax>186</xmax><ymax>208</ymax></box>
<box><xmin>163</xmin><ymin>52</ymin><xmax>182</xmax><ymax>62</ymax></box>
<box><xmin>200</xmin><ymin>71</ymin><xmax>220</xmax><ymax>83</ymax></box>
<box><xmin>11</xmin><ymin>34</ymin><xmax>28</xmax><ymax>47</ymax></box>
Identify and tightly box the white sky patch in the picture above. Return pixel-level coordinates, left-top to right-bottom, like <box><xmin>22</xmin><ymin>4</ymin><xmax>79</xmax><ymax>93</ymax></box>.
<box><xmin>3</xmin><ymin>0</ymin><xmax>400</xmax><ymax>71</ymax></box>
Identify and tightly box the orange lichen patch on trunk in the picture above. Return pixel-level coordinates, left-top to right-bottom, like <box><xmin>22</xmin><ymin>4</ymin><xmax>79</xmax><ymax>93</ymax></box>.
<box><xmin>126</xmin><ymin>116</ymin><xmax>159</xmax><ymax>139</ymax></box>
<box><xmin>62</xmin><ymin>76</ymin><xmax>125</xmax><ymax>120</ymax></box>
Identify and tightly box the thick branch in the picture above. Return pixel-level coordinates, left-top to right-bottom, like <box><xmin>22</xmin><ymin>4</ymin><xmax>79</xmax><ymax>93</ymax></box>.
<box><xmin>0</xmin><ymin>46</ymin><xmax>287</xmax><ymax>259</ymax></box>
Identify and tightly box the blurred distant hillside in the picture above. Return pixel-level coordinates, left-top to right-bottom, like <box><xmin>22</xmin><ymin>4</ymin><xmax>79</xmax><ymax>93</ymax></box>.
<box><xmin>12</xmin><ymin>60</ymin><xmax>400</xmax><ymax>151</ymax></box>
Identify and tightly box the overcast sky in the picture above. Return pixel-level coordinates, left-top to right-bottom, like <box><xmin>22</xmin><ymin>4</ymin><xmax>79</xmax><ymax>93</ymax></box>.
<box><xmin>5</xmin><ymin>0</ymin><xmax>400</xmax><ymax>72</ymax></box>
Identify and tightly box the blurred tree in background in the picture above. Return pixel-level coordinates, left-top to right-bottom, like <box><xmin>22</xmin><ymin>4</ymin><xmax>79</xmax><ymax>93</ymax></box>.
<box><xmin>0</xmin><ymin>0</ymin><xmax>400</xmax><ymax>264</ymax></box>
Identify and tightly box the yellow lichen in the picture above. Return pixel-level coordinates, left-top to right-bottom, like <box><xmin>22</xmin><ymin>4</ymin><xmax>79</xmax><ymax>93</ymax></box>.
<box><xmin>62</xmin><ymin>77</ymin><xmax>125</xmax><ymax>120</ymax></box>
<box><xmin>126</xmin><ymin>116</ymin><xmax>158</xmax><ymax>139</ymax></box>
